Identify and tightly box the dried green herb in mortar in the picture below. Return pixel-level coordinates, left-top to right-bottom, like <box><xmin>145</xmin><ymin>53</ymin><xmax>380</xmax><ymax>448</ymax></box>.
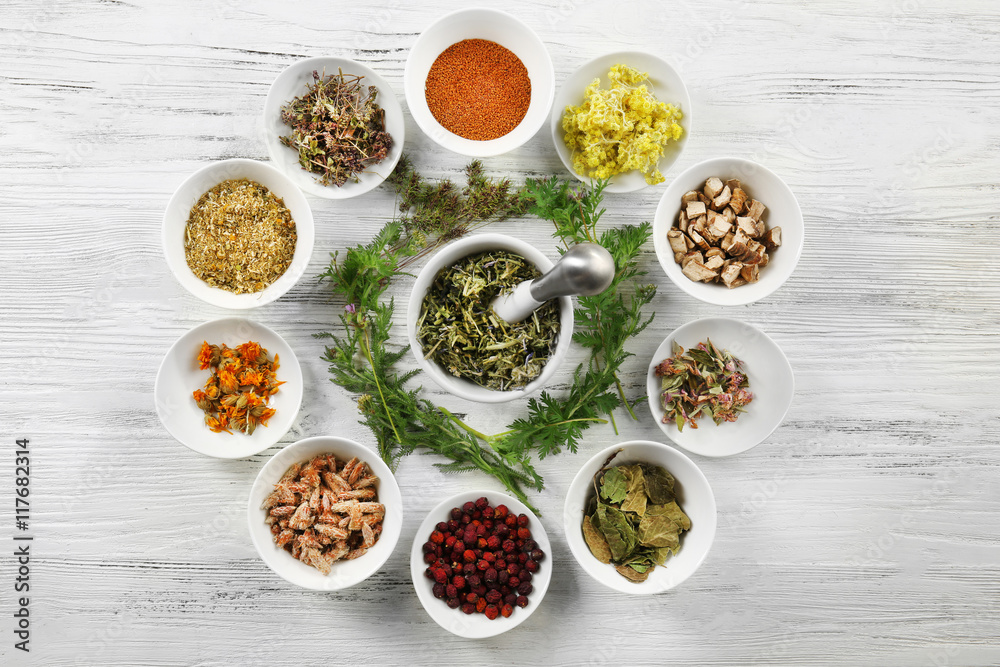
<box><xmin>653</xmin><ymin>339</ymin><xmax>753</xmax><ymax>432</ymax></box>
<box><xmin>417</xmin><ymin>250</ymin><xmax>560</xmax><ymax>391</ymax></box>
<box><xmin>583</xmin><ymin>457</ymin><xmax>690</xmax><ymax>582</ymax></box>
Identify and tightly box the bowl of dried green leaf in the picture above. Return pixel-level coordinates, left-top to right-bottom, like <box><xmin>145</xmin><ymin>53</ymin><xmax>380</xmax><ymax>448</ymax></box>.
<box><xmin>564</xmin><ymin>441</ymin><xmax>717</xmax><ymax>594</ymax></box>
<box><xmin>406</xmin><ymin>233</ymin><xmax>574</xmax><ymax>403</ymax></box>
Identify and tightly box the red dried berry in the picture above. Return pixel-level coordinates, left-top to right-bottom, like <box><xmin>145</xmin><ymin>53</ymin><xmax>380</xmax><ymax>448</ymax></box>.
<box><xmin>524</xmin><ymin>559</ymin><xmax>538</xmax><ymax>573</ymax></box>
<box><xmin>472</xmin><ymin>510</ymin><xmax>482</xmax><ymax>520</ymax></box>
<box><xmin>482</xmin><ymin>506</ymin><xmax>494</xmax><ymax>519</ymax></box>
<box><xmin>447</xmin><ymin>597</ymin><xmax>461</xmax><ymax>609</ymax></box>
<box><xmin>475</xmin><ymin>496</ymin><xmax>489</xmax><ymax>510</ymax></box>
<box><xmin>450</xmin><ymin>507</ymin><xmax>462</xmax><ymax>521</ymax></box>
<box><xmin>482</xmin><ymin>552</ymin><xmax>496</xmax><ymax>564</ymax></box>
<box><xmin>502</xmin><ymin>540</ymin><xmax>517</xmax><ymax>553</ymax></box>
<box><xmin>505</xmin><ymin>515</ymin><xmax>518</xmax><ymax>527</ymax></box>
<box><xmin>495</xmin><ymin>558</ymin><xmax>507</xmax><ymax>570</ymax></box>
<box><xmin>486</xmin><ymin>589</ymin><xmax>502</xmax><ymax>604</ymax></box>
<box><xmin>452</xmin><ymin>575</ymin><xmax>466</xmax><ymax>589</ymax></box>
<box><xmin>517</xmin><ymin>528</ymin><xmax>531</xmax><ymax>540</ymax></box>
<box><xmin>476</xmin><ymin>598</ymin><xmax>487</xmax><ymax>613</ymax></box>
<box><xmin>463</xmin><ymin>563</ymin><xmax>476</xmax><ymax>576</ymax></box>
<box><xmin>445</xmin><ymin>535</ymin><xmax>457</xmax><ymax>549</ymax></box>
<box><xmin>495</xmin><ymin>524</ymin><xmax>509</xmax><ymax>538</ymax></box>
<box><xmin>467</xmin><ymin>573</ymin><xmax>482</xmax><ymax>587</ymax></box>
<box><xmin>465</xmin><ymin>592</ymin><xmax>478</xmax><ymax>604</ymax></box>
<box><xmin>516</xmin><ymin>595</ymin><xmax>529</xmax><ymax>608</ymax></box>
<box><xmin>530</xmin><ymin>548</ymin><xmax>545</xmax><ymax>562</ymax></box>
<box><xmin>446</xmin><ymin>584</ymin><xmax>457</xmax><ymax>598</ymax></box>
<box><xmin>504</xmin><ymin>592</ymin><xmax>517</xmax><ymax>605</ymax></box>
<box><xmin>473</xmin><ymin>584</ymin><xmax>487</xmax><ymax>596</ymax></box>
<box><xmin>477</xmin><ymin>559</ymin><xmax>489</xmax><ymax>571</ymax></box>
<box><xmin>517</xmin><ymin>514</ymin><xmax>529</xmax><ymax>528</ymax></box>
<box><xmin>523</xmin><ymin>539</ymin><xmax>537</xmax><ymax>552</ymax></box>
<box><xmin>519</xmin><ymin>570</ymin><xmax>532</xmax><ymax>583</ymax></box>
<box><xmin>495</xmin><ymin>504</ymin><xmax>509</xmax><ymax>519</ymax></box>
<box><xmin>461</xmin><ymin>602</ymin><xmax>475</xmax><ymax>615</ymax></box>
<box><xmin>433</xmin><ymin>583</ymin><xmax>445</xmax><ymax>598</ymax></box>
<box><xmin>517</xmin><ymin>582</ymin><xmax>533</xmax><ymax>596</ymax></box>
<box><xmin>498</xmin><ymin>569</ymin><xmax>509</xmax><ymax>585</ymax></box>
<box><xmin>460</xmin><ymin>514</ymin><xmax>471</xmax><ymax>525</ymax></box>
<box><xmin>433</xmin><ymin>569</ymin><xmax>448</xmax><ymax>584</ymax></box>
<box><xmin>509</xmin><ymin>576</ymin><xmax>520</xmax><ymax>588</ymax></box>
<box><xmin>435</xmin><ymin>521</ymin><xmax>449</xmax><ymax>533</ymax></box>
<box><xmin>463</xmin><ymin>501</ymin><xmax>475</xmax><ymax>513</ymax></box>
<box><xmin>447</xmin><ymin>519</ymin><xmax>460</xmax><ymax>531</ymax></box>
<box><xmin>485</xmin><ymin>567</ymin><xmax>498</xmax><ymax>584</ymax></box>
<box><xmin>422</xmin><ymin>541</ymin><xmax>436</xmax><ymax>554</ymax></box>
<box><xmin>507</xmin><ymin>563</ymin><xmax>520</xmax><ymax>576</ymax></box>
<box><xmin>476</xmin><ymin>524</ymin><xmax>487</xmax><ymax>537</ymax></box>
<box><xmin>463</xmin><ymin>549</ymin><xmax>476</xmax><ymax>563</ymax></box>
<box><xmin>487</xmin><ymin>535</ymin><xmax>502</xmax><ymax>550</ymax></box>
<box><xmin>423</xmin><ymin>552</ymin><xmax>437</xmax><ymax>565</ymax></box>
<box><xmin>477</xmin><ymin>538</ymin><xmax>488</xmax><ymax>549</ymax></box>
<box><xmin>518</xmin><ymin>553</ymin><xmax>528</xmax><ymax>564</ymax></box>
<box><xmin>430</xmin><ymin>530</ymin><xmax>444</xmax><ymax>544</ymax></box>
<box><xmin>484</xmin><ymin>604</ymin><xmax>499</xmax><ymax>620</ymax></box>
<box><xmin>500</xmin><ymin>603</ymin><xmax>514</xmax><ymax>618</ymax></box>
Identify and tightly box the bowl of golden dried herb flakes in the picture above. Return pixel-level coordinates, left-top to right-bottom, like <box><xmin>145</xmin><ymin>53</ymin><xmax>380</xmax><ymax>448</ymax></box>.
<box><xmin>563</xmin><ymin>441</ymin><xmax>716</xmax><ymax>594</ymax></box>
<box><xmin>162</xmin><ymin>158</ymin><xmax>315</xmax><ymax>309</ymax></box>
<box><xmin>551</xmin><ymin>51</ymin><xmax>690</xmax><ymax>194</ymax></box>
<box><xmin>154</xmin><ymin>317</ymin><xmax>304</xmax><ymax>459</ymax></box>
<box><xmin>263</xmin><ymin>56</ymin><xmax>405</xmax><ymax>200</ymax></box>
<box><xmin>646</xmin><ymin>316</ymin><xmax>794</xmax><ymax>458</ymax></box>
<box><xmin>405</xmin><ymin>233</ymin><xmax>574</xmax><ymax>403</ymax></box>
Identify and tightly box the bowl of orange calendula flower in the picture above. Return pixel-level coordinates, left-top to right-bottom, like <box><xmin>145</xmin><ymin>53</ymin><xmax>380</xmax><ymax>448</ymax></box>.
<box><xmin>155</xmin><ymin>317</ymin><xmax>304</xmax><ymax>458</ymax></box>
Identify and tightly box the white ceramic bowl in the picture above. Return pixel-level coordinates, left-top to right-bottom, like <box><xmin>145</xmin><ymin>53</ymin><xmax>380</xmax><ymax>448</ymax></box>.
<box><xmin>564</xmin><ymin>441</ymin><xmax>716</xmax><ymax>594</ymax></box>
<box><xmin>263</xmin><ymin>56</ymin><xmax>405</xmax><ymax>199</ymax></box>
<box><xmin>551</xmin><ymin>51</ymin><xmax>691</xmax><ymax>194</ymax></box>
<box><xmin>410</xmin><ymin>490</ymin><xmax>552</xmax><ymax>638</ymax></box>
<box><xmin>163</xmin><ymin>159</ymin><xmax>315</xmax><ymax>309</ymax></box>
<box><xmin>404</xmin><ymin>8</ymin><xmax>555</xmax><ymax>157</ymax></box>
<box><xmin>247</xmin><ymin>435</ymin><xmax>403</xmax><ymax>590</ymax></box>
<box><xmin>406</xmin><ymin>233</ymin><xmax>573</xmax><ymax>403</ymax></box>
<box><xmin>154</xmin><ymin>317</ymin><xmax>304</xmax><ymax>458</ymax></box>
<box><xmin>653</xmin><ymin>156</ymin><xmax>804</xmax><ymax>305</ymax></box>
<box><xmin>646</xmin><ymin>317</ymin><xmax>794</xmax><ymax>457</ymax></box>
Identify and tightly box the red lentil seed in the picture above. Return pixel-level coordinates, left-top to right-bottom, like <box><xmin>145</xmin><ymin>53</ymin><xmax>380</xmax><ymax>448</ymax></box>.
<box><xmin>424</xmin><ymin>39</ymin><xmax>531</xmax><ymax>141</ymax></box>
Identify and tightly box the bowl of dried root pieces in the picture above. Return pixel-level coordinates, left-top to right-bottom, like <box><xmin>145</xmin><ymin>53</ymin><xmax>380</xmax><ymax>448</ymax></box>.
<box><xmin>405</xmin><ymin>233</ymin><xmax>574</xmax><ymax>403</ymax></box>
<box><xmin>563</xmin><ymin>441</ymin><xmax>716</xmax><ymax>594</ymax></box>
<box><xmin>248</xmin><ymin>436</ymin><xmax>403</xmax><ymax>591</ymax></box>
<box><xmin>162</xmin><ymin>158</ymin><xmax>315</xmax><ymax>309</ymax></box>
<box><xmin>653</xmin><ymin>157</ymin><xmax>803</xmax><ymax>305</ymax></box>
<box><xmin>263</xmin><ymin>56</ymin><xmax>405</xmax><ymax>199</ymax></box>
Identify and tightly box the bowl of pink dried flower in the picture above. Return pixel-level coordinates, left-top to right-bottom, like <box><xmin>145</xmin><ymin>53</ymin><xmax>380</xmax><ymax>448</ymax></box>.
<box><xmin>247</xmin><ymin>436</ymin><xmax>402</xmax><ymax>590</ymax></box>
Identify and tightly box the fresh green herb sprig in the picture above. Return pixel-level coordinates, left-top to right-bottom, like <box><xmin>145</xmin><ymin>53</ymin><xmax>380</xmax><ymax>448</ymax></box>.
<box><xmin>318</xmin><ymin>158</ymin><xmax>655</xmax><ymax>512</ymax></box>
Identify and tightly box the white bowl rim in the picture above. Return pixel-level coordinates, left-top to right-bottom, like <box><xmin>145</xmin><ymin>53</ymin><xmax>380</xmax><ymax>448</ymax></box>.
<box><xmin>645</xmin><ymin>316</ymin><xmax>795</xmax><ymax>457</ymax></box>
<box><xmin>409</xmin><ymin>489</ymin><xmax>552</xmax><ymax>637</ymax></box>
<box><xmin>403</xmin><ymin>7</ymin><xmax>555</xmax><ymax>158</ymax></box>
<box><xmin>652</xmin><ymin>155</ymin><xmax>804</xmax><ymax>306</ymax></box>
<box><xmin>162</xmin><ymin>158</ymin><xmax>315</xmax><ymax>309</ymax></box>
<box><xmin>550</xmin><ymin>50</ymin><xmax>691</xmax><ymax>194</ymax></box>
<box><xmin>247</xmin><ymin>435</ymin><xmax>403</xmax><ymax>591</ymax></box>
<box><xmin>154</xmin><ymin>316</ymin><xmax>303</xmax><ymax>459</ymax></box>
<box><xmin>563</xmin><ymin>440</ymin><xmax>717</xmax><ymax>594</ymax></box>
<box><xmin>262</xmin><ymin>55</ymin><xmax>405</xmax><ymax>200</ymax></box>
<box><xmin>405</xmin><ymin>233</ymin><xmax>574</xmax><ymax>403</ymax></box>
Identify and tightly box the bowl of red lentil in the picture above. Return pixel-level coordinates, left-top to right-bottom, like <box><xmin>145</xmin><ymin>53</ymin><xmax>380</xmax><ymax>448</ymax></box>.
<box><xmin>404</xmin><ymin>8</ymin><xmax>555</xmax><ymax>157</ymax></box>
<box><xmin>162</xmin><ymin>158</ymin><xmax>315</xmax><ymax>309</ymax></box>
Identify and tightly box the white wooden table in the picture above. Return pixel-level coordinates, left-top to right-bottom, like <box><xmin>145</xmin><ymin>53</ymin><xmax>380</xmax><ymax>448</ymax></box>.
<box><xmin>2</xmin><ymin>1</ymin><xmax>998</xmax><ymax>664</ymax></box>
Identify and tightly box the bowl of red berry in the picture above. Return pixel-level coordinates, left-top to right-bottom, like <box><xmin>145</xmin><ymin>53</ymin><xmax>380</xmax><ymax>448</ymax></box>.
<box><xmin>410</xmin><ymin>491</ymin><xmax>551</xmax><ymax>638</ymax></box>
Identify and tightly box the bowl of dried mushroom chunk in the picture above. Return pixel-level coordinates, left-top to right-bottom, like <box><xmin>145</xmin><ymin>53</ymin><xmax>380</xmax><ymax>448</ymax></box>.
<box><xmin>248</xmin><ymin>436</ymin><xmax>402</xmax><ymax>590</ymax></box>
<box><xmin>652</xmin><ymin>157</ymin><xmax>803</xmax><ymax>306</ymax></box>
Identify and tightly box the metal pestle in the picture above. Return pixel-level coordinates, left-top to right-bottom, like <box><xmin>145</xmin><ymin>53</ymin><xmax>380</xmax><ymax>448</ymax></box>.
<box><xmin>491</xmin><ymin>243</ymin><xmax>617</xmax><ymax>323</ymax></box>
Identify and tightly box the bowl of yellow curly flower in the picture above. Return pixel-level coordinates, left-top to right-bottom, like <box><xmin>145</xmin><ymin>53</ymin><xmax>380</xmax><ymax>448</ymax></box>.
<box><xmin>552</xmin><ymin>52</ymin><xmax>690</xmax><ymax>193</ymax></box>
